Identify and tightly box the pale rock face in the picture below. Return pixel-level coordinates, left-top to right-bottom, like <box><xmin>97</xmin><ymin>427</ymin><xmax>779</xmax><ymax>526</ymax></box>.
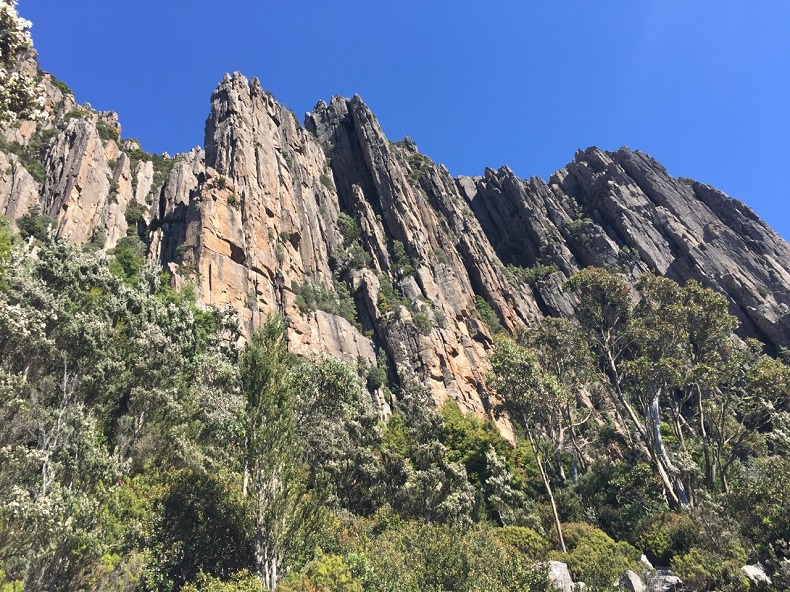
<box><xmin>0</xmin><ymin>151</ymin><xmax>40</xmax><ymax>226</ymax></box>
<box><xmin>191</xmin><ymin>73</ymin><xmax>371</xmax><ymax>369</ymax></box>
<box><xmin>3</xmin><ymin>50</ymin><xmax>790</xmax><ymax>429</ymax></box>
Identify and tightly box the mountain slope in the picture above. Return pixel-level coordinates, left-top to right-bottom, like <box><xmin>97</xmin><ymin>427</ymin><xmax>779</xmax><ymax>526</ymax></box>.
<box><xmin>2</xmin><ymin>59</ymin><xmax>789</xmax><ymax>425</ymax></box>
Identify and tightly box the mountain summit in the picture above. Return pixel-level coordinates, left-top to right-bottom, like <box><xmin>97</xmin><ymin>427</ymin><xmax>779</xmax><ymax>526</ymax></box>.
<box><xmin>2</xmin><ymin>56</ymin><xmax>789</xmax><ymax>426</ymax></box>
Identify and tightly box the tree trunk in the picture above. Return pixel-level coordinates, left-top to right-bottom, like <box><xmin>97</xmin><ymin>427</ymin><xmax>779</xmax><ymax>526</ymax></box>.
<box><xmin>528</xmin><ymin>427</ymin><xmax>566</xmax><ymax>553</ymax></box>
<box><xmin>650</xmin><ymin>392</ymin><xmax>690</xmax><ymax>507</ymax></box>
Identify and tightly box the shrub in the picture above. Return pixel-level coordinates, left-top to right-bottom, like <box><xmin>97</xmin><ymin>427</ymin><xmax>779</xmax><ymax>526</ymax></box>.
<box><xmin>337</xmin><ymin>212</ymin><xmax>360</xmax><ymax>247</ymax></box>
<box><xmin>0</xmin><ymin>132</ymin><xmax>46</xmax><ymax>183</ymax></box>
<box><xmin>280</xmin><ymin>552</ymin><xmax>362</xmax><ymax>592</ymax></box>
<box><xmin>16</xmin><ymin>205</ymin><xmax>56</xmax><ymax>241</ymax></box>
<box><xmin>392</xmin><ymin>240</ymin><xmax>414</xmax><ymax>277</ymax></box>
<box><xmin>636</xmin><ymin>512</ymin><xmax>694</xmax><ymax>566</ymax></box>
<box><xmin>549</xmin><ymin>522</ymin><xmax>641</xmax><ymax>590</ymax></box>
<box><xmin>96</xmin><ymin>119</ymin><xmax>119</xmax><ymax>143</ymax></box>
<box><xmin>292</xmin><ymin>279</ymin><xmax>360</xmax><ymax>329</ymax></box>
<box><xmin>412</xmin><ymin>310</ymin><xmax>432</xmax><ymax>335</ymax></box>
<box><xmin>475</xmin><ymin>295</ymin><xmax>504</xmax><ymax>334</ymax></box>
<box><xmin>52</xmin><ymin>79</ymin><xmax>73</xmax><ymax>96</ymax></box>
<box><xmin>503</xmin><ymin>262</ymin><xmax>558</xmax><ymax>286</ymax></box>
<box><xmin>109</xmin><ymin>236</ymin><xmax>145</xmax><ymax>283</ymax></box>
<box><xmin>494</xmin><ymin>526</ymin><xmax>549</xmax><ymax>560</ymax></box>
<box><xmin>125</xmin><ymin>202</ymin><xmax>147</xmax><ymax>228</ymax></box>
<box><xmin>320</xmin><ymin>173</ymin><xmax>334</xmax><ymax>191</ymax></box>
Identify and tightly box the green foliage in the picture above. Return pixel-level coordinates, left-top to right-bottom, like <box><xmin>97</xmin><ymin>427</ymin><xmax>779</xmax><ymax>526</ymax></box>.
<box><xmin>0</xmin><ymin>216</ymin><xmax>14</xmax><ymax>281</ymax></box>
<box><xmin>391</xmin><ymin>240</ymin><xmax>414</xmax><ymax>277</ymax></box>
<box><xmin>124</xmin><ymin>202</ymin><xmax>147</xmax><ymax>236</ymax></box>
<box><xmin>96</xmin><ymin>119</ymin><xmax>119</xmax><ymax>143</ymax></box>
<box><xmin>341</xmin><ymin>515</ymin><xmax>550</xmax><ymax>592</ymax></box>
<box><xmin>52</xmin><ymin>78</ymin><xmax>73</xmax><ymax>96</ymax></box>
<box><xmin>109</xmin><ymin>235</ymin><xmax>146</xmax><ymax>284</ymax></box>
<box><xmin>439</xmin><ymin>400</ymin><xmax>511</xmax><ymax>489</ymax></box>
<box><xmin>725</xmin><ymin>455</ymin><xmax>790</xmax><ymax>562</ymax></box>
<box><xmin>550</xmin><ymin>522</ymin><xmax>641</xmax><ymax>590</ymax></box>
<box><xmin>576</xmin><ymin>454</ymin><xmax>667</xmax><ymax>543</ymax></box>
<box><xmin>16</xmin><ymin>204</ymin><xmax>56</xmax><ymax>241</ymax></box>
<box><xmin>0</xmin><ymin>1</ymin><xmax>44</xmax><ymax>124</ymax></box>
<box><xmin>503</xmin><ymin>262</ymin><xmax>559</xmax><ymax>287</ymax></box>
<box><xmin>405</xmin><ymin>152</ymin><xmax>434</xmax><ymax>184</ymax></box>
<box><xmin>376</xmin><ymin>275</ymin><xmax>406</xmax><ymax>315</ymax></box>
<box><xmin>474</xmin><ymin>295</ymin><xmax>504</xmax><ymax>334</ymax></box>
<box><xmin>334</xmin><ymin>213</ymin><xmax>371</xmax><ymax>274</ymax></box>
<box><xmin>635</xmin><ymin>512</ymin><xmax>694</xmax><ymax>566</ymax></box>
<box><xmin>412</xmin><ymin>310</ymin><xmax>432</xmax><ymax>335</ymax></box>
<box><xmin>182</xmin><ymin>570</ymin><xmax>265</xmax><ymax>592</ymax></box>
<box><xmin>0</xmin><ymin>131</ymin><xmax>46</xmax><ymax>183</ymax></box>
<box><xmin>494</xmin><ymin>526</ymin><xmax>549</xmax><ymax>560</ymax></box>
<box><xmin>281</xmin><ymin>552</ymin><xmax>362</xmax><ymax>592</ymax></box>
<box><xmin>144</xmin><ymin>470</ymin><xmax>253</xmax><ymax>589</ymax></box>
<box><xmin>0</xmin><ymin>238</ymin><xmax>242</xmax><ymax>590</ymax></box>
<box><xmin>320</xmin><ymin>173</ymin><xmax>335</xmax><ymax>191</ymax></box>
<box><xmin>292</xmin><ymin>278</ymin><xmax>360</xmax><ymax>329</ymax></box>
<box><xmin>127</xmin><ymin>148</ymin><xmax>176</xmax><ymax>197</ymax></box>
<box><xmin>337</xmin><ymin>212</ymin><xmax>360</xmax><ymax>247</ymax></box>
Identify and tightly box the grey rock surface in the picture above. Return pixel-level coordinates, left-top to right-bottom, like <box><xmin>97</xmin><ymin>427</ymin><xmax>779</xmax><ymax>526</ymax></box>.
<box><xmin>548</xmin><ymin>560</ymin><xmax>575</xmax><ymax>592</ymax></box>
<box><xmin>618</xmin><ymin>570</ymin><xmax>646</xmax><ymax>592</ymax></box>
<box><xmin>741</xmin><ymin>564</ymin><xmax>771</xmax><ymax>589</ymax></box>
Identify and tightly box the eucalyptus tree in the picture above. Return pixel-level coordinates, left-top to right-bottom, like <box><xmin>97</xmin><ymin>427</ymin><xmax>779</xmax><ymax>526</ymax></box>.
<box><xmin>488</xmin><ymin>335</ymin><xmax>567</xmax><ymax>552</ymax></box>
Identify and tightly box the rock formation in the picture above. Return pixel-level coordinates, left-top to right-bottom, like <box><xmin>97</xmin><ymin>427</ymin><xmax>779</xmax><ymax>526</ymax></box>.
<box><xmin>3</xmin><ymin>50</ymin><xmax>790</xmax><ymax>425</ymax></box>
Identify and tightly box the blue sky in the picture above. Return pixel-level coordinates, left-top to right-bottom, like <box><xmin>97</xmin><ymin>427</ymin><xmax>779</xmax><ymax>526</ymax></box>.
<box><xmin>21</xmin><ymin>1</ymin><xmax>790</xmax><ymax>239</ymax></box>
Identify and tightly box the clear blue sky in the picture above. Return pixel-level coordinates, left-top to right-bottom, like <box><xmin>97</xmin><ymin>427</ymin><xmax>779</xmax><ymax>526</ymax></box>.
<box><xmin>21</xmin><ymin>1</ymin><xmax>790</xmax><ymax>240</ymax></box>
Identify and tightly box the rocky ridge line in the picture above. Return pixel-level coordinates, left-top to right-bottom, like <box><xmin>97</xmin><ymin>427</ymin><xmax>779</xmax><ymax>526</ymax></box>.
<box><xmin>2</xmin><ymin>57</ymin><xmax>789</xmax><ymax>428</ymax></box>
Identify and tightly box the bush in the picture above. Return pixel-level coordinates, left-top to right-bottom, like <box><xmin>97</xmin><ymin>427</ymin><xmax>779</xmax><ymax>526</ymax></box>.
<box><xmin>320</xmin><ymin>173</ymin><xmax>334</xmax><ymax>191</ymax></box>
<box><xmin>52</xmin><ymin>79</ymin><xmax>73</xmax><ymax>97</ymax></box>
<box><xmin>670</xmin><ymin>547</ymin><xmax>748</xmax><ymax>592</ymax></box>
<box><xmin>392</xmin><ymin>240</ymin><xmax>414</xmax><ymax>277</ymax></box>
<box><xmin>96</xmin><ymin>119</ymin><xmax>119</xmax><ymax>143</ymax></box>
<box><xmin>181</xmin><ymin>570</ymin><xmax>264</xmax><ymax>592</ymax></box>
<box><xmin>494</xmin><ymin>526</ymin><xmax>549</xmax><ymax>560</ymax></box>
<box><xmin>0</xmin><ymin>132</ymin><xmax>46</xmax><ymax>183</ymax></box>
<box><xmin>337</xmin><ymin>213</ymin><xmax>360</xmax><ymax>248</ymax></box>
<box><xmin>636</xmin><ymin>512</ymin><xmax>694</xmax><ymax>566</ymax></box>
<box><xmin>475</xmin><ymin>295</ymin><xmax>504</xmax><ymax>334</ymax></box>
<box><xmin>109</xmin><ymin>236</ymin><xmax>145</xmax><ymax>283</ymax></box>
<box><xmin>412</xmin><ymin>310</ymin><xmax>432</xmax><ymax>335</ymax></box>
<box><xmin>280</xmin><ymin>552</ymin><xmax>362</xmax><ymax>592</ymax></box>
<box><xmin>16</xmin><ymin>205</ymin><xmax>56</xmax><ymax>241</ymax></box>
<box><xmin>503</xmin><ymin>262</ymin><xmax>558</xmax><ymax>286</ymax></box>
<box><xmin>549</xmin><ymin>522</ymin><xmax>641</xmax><ymax>590</ymax></box>
<box><xmin>292</xmin><ymin>279</ymin><xmax>359</xmax><ymax>329</ymax></box>
<box><xmin>124</xmin><ymin>202</ymin><xmax>147</xmax><ymax>234</ymax></box>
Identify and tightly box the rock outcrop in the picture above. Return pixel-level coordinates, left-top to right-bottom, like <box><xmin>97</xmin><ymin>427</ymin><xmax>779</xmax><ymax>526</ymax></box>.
<box><xmin>3</xmin><ymin>50</ymin><xmax>790</xmax><ymax>425</ymax></box>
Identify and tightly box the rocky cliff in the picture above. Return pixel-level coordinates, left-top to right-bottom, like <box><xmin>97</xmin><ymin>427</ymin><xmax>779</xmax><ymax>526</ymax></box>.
<box><xmin>3</xmin><ymin>53</ymin><xmax>789</xmax><ymax>424</ymax></box>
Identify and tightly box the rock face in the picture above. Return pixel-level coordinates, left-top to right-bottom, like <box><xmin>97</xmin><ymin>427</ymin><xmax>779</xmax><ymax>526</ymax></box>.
<box><xmin>3</xmin><ymin>52</ymin><xmax>790</xmax><ymax>424</ymax></box>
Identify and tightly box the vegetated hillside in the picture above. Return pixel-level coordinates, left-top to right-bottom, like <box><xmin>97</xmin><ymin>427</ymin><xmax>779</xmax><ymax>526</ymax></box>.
<box><xmin>1</xmin><ymin>3</ymin><xmax>789</xmax><ymax>591</ymax></box>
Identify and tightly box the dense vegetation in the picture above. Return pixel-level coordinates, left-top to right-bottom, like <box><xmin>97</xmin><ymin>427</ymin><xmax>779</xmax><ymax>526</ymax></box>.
<box><xmin>0</xmin><ymin>219</ymin><xmax>788</xmax><ymax>592</ymax></box>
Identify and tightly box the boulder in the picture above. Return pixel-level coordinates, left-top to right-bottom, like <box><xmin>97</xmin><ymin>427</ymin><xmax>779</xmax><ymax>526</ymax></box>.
<box><xmin>741</xmin><ymin>564</ymin><xmax>771</xmax><ymax>589</ymax></box>
<box><xmin>618</xmin><ymin>570</ymin><xmax>646</xmax><ymax>592</ymax></box>
<box><xmin>548</xmin><ymin>560</ymin><xmax>575</xmax><ymax>592</ymax></box>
